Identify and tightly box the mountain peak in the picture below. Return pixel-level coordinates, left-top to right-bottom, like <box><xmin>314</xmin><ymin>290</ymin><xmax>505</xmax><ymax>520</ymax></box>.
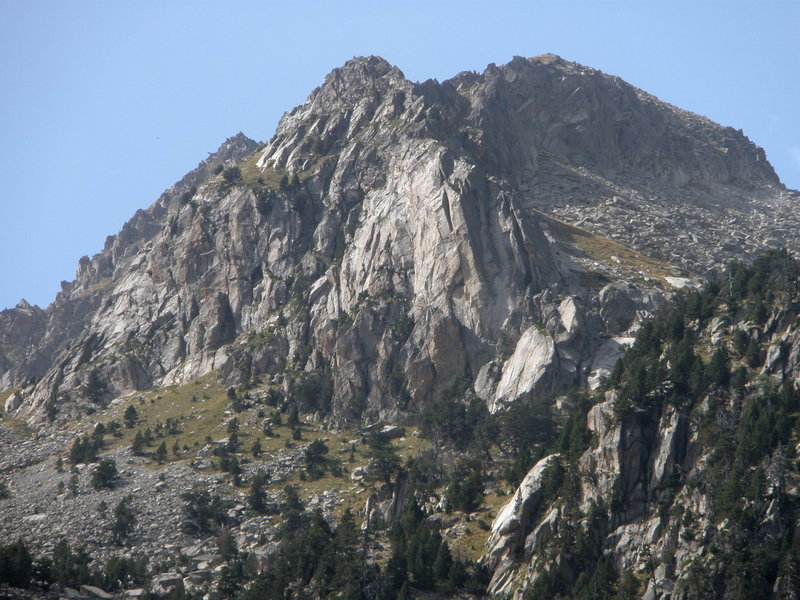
<box><xmin>310</xmin><ymin>55</ymin><xmax>408</xmax><ymax>106</ymax></box>
<box><xmin>336</xmin><ymin>55</ymin><xmax>401</xmax><ymax>78</ymax></box>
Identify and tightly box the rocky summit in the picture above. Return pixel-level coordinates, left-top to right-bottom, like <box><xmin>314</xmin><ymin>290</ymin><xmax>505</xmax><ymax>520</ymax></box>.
<box><xmin>1</xmin><ymin>55</ymin><xmax>800</xmax><ymax>600</ymax></box>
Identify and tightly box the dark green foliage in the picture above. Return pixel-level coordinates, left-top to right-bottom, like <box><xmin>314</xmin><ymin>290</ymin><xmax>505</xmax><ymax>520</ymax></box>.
<box><xmin>242</xmin><ymin>506</ymin><xmax>371</xmax><ymax>600</ymax></box>
<box><xmin>219</xmin><ymin>452</ymin><xmax>241</xmax><ymax>475</ymax></box>
<box><xmin>124</xmin><ymin>404</ymin><xmax>138</xmax><ymax>428</ymax></box>
<box><xmin>745</xmin><ymin>337</ymin><xmax>763</xmax><ymax>368</ymax></box>
<box><xmin>495</xmin><ymin>394</ymin><xmax>555</xmax><ymax>457</ymax></box>
<box><xmin>615</xmin><ymin>569</ymin><xmax>641</xmax><ymax>599</ymax></box>
<box><xmin>556</xmin><ymin>394</ymin><xmax>594</xmax><ymax>461</ymax></box>
<box><xmin>248</xmin><ymin>471</ymin><xmax>270</xmax><ymax>514</ymax></box>
<box><xmin>153</xmin><ymin>441</ymin><xmax>168</xmax><ymax>464</ymax></box>
<box><xmin>51</xmin><ymin>541</ymin><xmax>92</xmax><ymax>589</ymax></box>
<box><xmin>420</xmin><ymin>394</ymin><xmax>491</xmax><ymax>453</ymax></box>
<box><xmin>222</xmin><ymin>165</ymin><xmax>241</xmax><ymax>183</ymax></box>
<box><xmin>69</xmin><ymin>435</ymin><xmax>99</xmax><ymax>464</ymax></box>
<box><xmin>226</xmin><ymin>416</ymin><xmax>240</xmax><ymax>452</ymax></box>
<box><xmin>181</xmin><ymin>486</ymin><xmax>227</xmax><ymax>536</ymax></box>
<box><xmin>0</xmin><ymin>539</ymin><xmax>33</xmax><ymax>587</ymax></box>
<box><xmin>384</xmin><ymin>500</ymin><xmax>482</xmax><ymax>595</ymax></box>
<box><xmin>83</xmin><ymin>370</ymin><xmax>106</xmax><ymax>404</ymax></box>
<box><xmin>732</xmin><ymin>328</ymin><xmax>750</xmax><ymax>356</ymax></box>
<box><xmin>179</xmin><ymin>185</ymin><xmax>197</xmax><ymax>205</ymax></box>
<box><xmin>287</xmin><ymin>405</ymin><xmax>300</xmax><ymax>428</ymax></box>
<box><xmin>304</xmin><ymin>438</ymin><xmax>330</xmax><ymax>478</ymax></box>
<box><xmin>112</xmin><ymin>496</ymin><xmax>136</xmax><ymax>543</ymax></box>
<box><xmin>280</xmin><ymin>485</ymin><xmax>307</xmax><ymax>538</ymax></box>
<box><xmin>551</xmin><ymin>249</ymin><xmax>800</xmax><ymax>600</ymax></box>
<box><xmin>96</xmin><ymin>555</ymin><xmax>148</xmax><ymax>591</ymax></box>
<box><xmin>287</xmin><ymin>373</ymin><xmax>333</xmax><ymax>414</ymax></box>
<box><xmin>365</xmin><ymin>431</ymin><xmax>402</xmax><ymax>484</ymax></box>
<box><xmin>572</xmin><ymin>557</ymin><xmax>618</xmax><ymax>600</ymax></box>
<box><xmin>405</xmin><ymin>448</ymin><xmax>444</xmax><ymax>496</ymax></box>
<box><xmin>218</xmin><ymin>564</ymin><xmax>242</xmax><ymax>599</ymax></box>
<box><xmin>433</xmin><ymin>541</ymin><xmax>453</xmax><ymax>582</ymax></box>
<box><xmin>706</xmin><ymin>346</ymin><xmax>731</xmax><ymax>387</ymax></box>
<box><xmin>252</xmin><ymin>439</ymin><xmax>262</xmax><ymax>457</ymax></box>
<box><xmin>446</xmin><ymin>460</ymin><xmax>484</xmax><ymax>512</ymax></box>
<box><xmin>106</xmin><ymin>420</ymin><xmax>122</xmax><ymax>437</ymax></box>
<box><xmin>217</xmin><ymin>529</ymin><xmax>238</xmax><ymax>561</ymax></box>
<box><xmin>131</xmin><ymin>430</ymin><xmax>146</xmax><ymax>455</ymax></box>
<box><xmin>91</xmin><ymin>458</ymin><xmax>119</xmax><ymax>489</ymax></box>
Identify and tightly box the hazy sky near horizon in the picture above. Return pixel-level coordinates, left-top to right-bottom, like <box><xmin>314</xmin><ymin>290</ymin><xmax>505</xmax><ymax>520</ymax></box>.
<box><xmin>1</xmin><ymin>0</ymin><xmax>798</xmax><ymax>310</ymax></box>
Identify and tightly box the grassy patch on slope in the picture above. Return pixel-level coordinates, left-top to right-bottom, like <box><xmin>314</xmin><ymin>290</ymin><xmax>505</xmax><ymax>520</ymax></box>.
<box><xmin>543</xmin><ymin>214</ymin><xmax>679</xmax><ymax>284</ymax></box>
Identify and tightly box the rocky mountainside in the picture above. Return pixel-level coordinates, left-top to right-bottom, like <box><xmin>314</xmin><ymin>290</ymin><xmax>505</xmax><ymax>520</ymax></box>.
<box><xmin>484</xmin><ymin>250</ymin><xmax>800</xmax><ymax>599</ymax></box>
<box><xmin>2</xmin><ymin>54</ymin><xmax>797</xmax><ymax>429</ymax></box>
<box><xmin>2</xmin><ymin>54</ymin><xmax>800</xmax><ymax>600</ymax></box>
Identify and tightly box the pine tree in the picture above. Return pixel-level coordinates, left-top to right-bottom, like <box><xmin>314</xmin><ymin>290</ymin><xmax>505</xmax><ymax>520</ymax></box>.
<box><xmin>217</xmin><ymin>529</ymin><xmax>238</xmax><ymax>561</ymax></box>
<box><xmin>112</xmin><ymin>496</ymin><xmax>136</xmax><ymax>543</ymax></box>
<box><xmin>707</xmin><ymin>346</ymin><xmax>731</xmax><ymax>387</ymax></box>
<box><xmin>433</xmin><ymin>542</ymin><xmax>453</xmax><ymax>587</ymax></box>
<box><xmin>84</xmin><ymin>370</ymin><xmax>106</xmax><ymax>404</ymax></box>
<box><xmin>124</xmin><ymin>405</ymin><xmax>138</xmax><ymax>428</ymax></box>
<box><xmin>287</xmin><ymin>405</ymin><xmax>300</xmax><ymax>428</ymax></box>
<box><xmin>153</xmin><ymin>441</ymin><xmax>167</xmax><ymax>464</ymax></box>
<box><xmin>0</xmin><ymin>540</ymin><xmax>33</xmax><ymax>587</ymax></box>
<box><xmin>131</xmin><ymin>430</ymin><xmax>146</xmax><ymax>455</ymax></box>
<box><xmin>248</xmin><ymin>472</ymin><xmax>269</xmax><ymax>514</ymax></box>
<box><xmin>365</xmin><ymin>432</ymin><xmax>401</xmax><ymax>484</ymax></box>
<box><xmin>91</xmin><ymin>458</ymin><xmax>119</xmax><ymax>490</ymax></box>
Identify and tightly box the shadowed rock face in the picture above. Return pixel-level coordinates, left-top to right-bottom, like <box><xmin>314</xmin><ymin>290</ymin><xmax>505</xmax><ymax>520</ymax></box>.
<box><xmin>1</xmin><ymin>55</ymin><xmax>795</xmax><ymax>425</ymax></box>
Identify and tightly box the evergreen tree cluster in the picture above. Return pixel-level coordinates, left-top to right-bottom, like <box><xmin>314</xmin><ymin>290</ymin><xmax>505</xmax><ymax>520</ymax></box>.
<box><xmin>69</xmin><ymin>434</ymin><xmax>100</xmax><ymax>464</ymax></box>
<box><xmin>539</xmin><ymin>249</ymin><xmax>800</xmax><ymax>599</ymax></box>
<box><xmin>0</xmin><ymin>539</ymin><xmax>147</xmax><ymax>593</ymax></box>
<box><xmin>180</xmin><ymin>486</ymin><xmax>228</xmax><ymax>536</ymax></box>
<box><xmin>242</xmin><ymin>507</ymin><xmax>370</xmax><ymax>600</ymax></box>
<box><xmin>384</xmin><ymin>500</ymin><xmax>488</xmax><ymax>595</ymax></box>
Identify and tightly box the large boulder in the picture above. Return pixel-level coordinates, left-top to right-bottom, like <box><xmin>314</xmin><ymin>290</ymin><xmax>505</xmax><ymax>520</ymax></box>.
<box><xmin>483</xmin><ymin>453</ymin><xmax>560</xmax><ymax>595</ymax></box>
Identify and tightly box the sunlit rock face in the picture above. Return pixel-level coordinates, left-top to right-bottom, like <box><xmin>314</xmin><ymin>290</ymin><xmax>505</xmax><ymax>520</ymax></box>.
<box><xmin>2</xmin><ymin>54</ymin><xmax>796</xmax><ymax>426</ymax></box>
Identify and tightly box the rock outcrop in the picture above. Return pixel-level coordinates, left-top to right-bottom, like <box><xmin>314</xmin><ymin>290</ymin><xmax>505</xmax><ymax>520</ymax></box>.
<box><xmin>484</xmin><ymin>453</ymin><xmax>560</xmax><ymax>594</ymax></box>
<box><xmin>1</xmin><ymin>55</ymin><xmax>797</xmax><ymax>427</ymax></box>
<box><xmin>481</xmin><ymin>252</ymin><xmax>800</xmax><ymax>598</ymax></box>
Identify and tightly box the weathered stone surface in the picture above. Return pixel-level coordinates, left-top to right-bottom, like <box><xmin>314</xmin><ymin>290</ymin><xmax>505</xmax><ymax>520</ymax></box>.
<box><xmin>2</xmin><ymin>54</ymin><xmax>800</xmax><ymax>600</ymax></box>
<box><xmin>150</xmin><ymin>573</ymin><xmax>183</xmax><ymax>597</ymax></box>
<box><xmin>1</xmin><ymin>54</ymin><xmax>792</xmax><ymax>428</ymax></box>
<box><xmin>491</xmin><ymin>326</ymin><xmax>557</xmax><ymax>411</ymax></box>
<box><xmin>483</xmin><ymin>453</ymin><xmax>560</xmax><ymax>595</ymax></box>
<box><xmin>80</xmin><ymin>585</ymin><xmax>113</xmax><ymax>600</ymax></box>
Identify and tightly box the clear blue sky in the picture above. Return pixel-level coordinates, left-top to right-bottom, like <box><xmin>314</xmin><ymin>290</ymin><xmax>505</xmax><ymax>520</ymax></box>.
<box><xmin>1</xmin><ymin>0</ymin><xmax>798</xmax><ymax>310</ymax></box>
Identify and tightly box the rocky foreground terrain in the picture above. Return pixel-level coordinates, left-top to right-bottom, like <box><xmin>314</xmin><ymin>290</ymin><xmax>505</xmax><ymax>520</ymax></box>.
<box><xmin>2</xmin><ymin>55</ymin><xmax>800</xmax><ymax>599</ymax></box>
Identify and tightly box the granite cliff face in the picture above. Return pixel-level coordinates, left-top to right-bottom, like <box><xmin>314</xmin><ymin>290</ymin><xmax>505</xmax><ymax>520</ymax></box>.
<box><xmin>2</xmin><ymin>54</ymin><xmax>800</xmax><ymax>600</ymax></box>
<box><xmin>1</xmin><ymin>55</ymin><xmax>796</xmax><ymax>428</ymax></box>
<box><xmin>483</xmin><ymin>251</ymin><xmax>800</xmax><ymax>599</ymax></box>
